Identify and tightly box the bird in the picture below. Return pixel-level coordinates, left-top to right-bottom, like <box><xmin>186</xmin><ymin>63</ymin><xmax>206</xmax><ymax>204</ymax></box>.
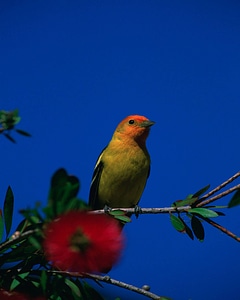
<box><xmin>89</xmin><ymin>115</ymin><xmax>154</xmax><ymax>217</ymax></box>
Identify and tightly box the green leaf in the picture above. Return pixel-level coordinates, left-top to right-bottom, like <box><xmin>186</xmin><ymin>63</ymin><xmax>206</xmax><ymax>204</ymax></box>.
<box><xmin>205</xmin><ymin>205</ymin><xmax>227</xmax><ymax>209</ymax></box>
<box><xmin>48</xmin><ymin>168</ymin><xmax>68</xmax><ymax>203</ymax></box>
<box><xmin>191</xmin><ymin>216</ymin><xmax>204</xmax><ymax>241</ymax></box>
<box><xmin>0</xmin><ymin>110</ymin><xmax>5</xmax><ymax>119</ymax></box>
<box><xmin>64</xmin><ymin>197</ymin><xmax>87</xmax><ymax>211</ymax></box>
<box><xmin>83</xmin><ymin>281</ymin><xmax>105</xmax><ymax>300</ymax></box>
<box><xmin>109</xmin><ymin>210</ymin><xmax>126</xmax><ymax>216</ymax></box>
<box><xmin>1</xmin><ymin>244</ymin><xmax>39</xmax><ymax>264</ymax></box>
<box><xmin>15</xmin><ymin>218</ymin><xmax>28</xmax><ymax>233</ymax></box>
<box><xmin>3</xmin><ymin>186</ymin><xmax>14</xmax><ymax>237</ymax></box>
<box><xmin>29</xmin><ymin>215</ymin><xmax>42</xmax><ymax>224</ymax></box>
<box><xmin>0</xmin><ymin>109</ymin><xmax>21</xmax><ymax>130</ymax></box>
<box><xmin>40</xmin><ymin>270</ymin><xmax>47</xmax><ymax>293</ymax></box>
<box><xmin>62</xmin><ymin>183</ymin><xmax>80</xmax><ymax>204</ymax></box>
<box><xmin>170</xmin><ymin>214</ymin><xmax>185</xmax><ymax>232</ymax></box>
<box><xmin>179</xmin><ymin>216</ymin><xmax>194</xmax><ymax>240</ymax></box>
<box><xmin>15</xmin><ymin>129</ymin><xmax>32</xmax><ymax>137</ymax></box>
<box><xmin>50</xmin><ymin>168</ymin><xmax>68</xmax><ymax>190</ymax></box>
<box><xmin>47</xmin><ymin>169</ymin><xmax>83</xmax><ymax>216</ymax></box>
<box><xmin>65</xmin><ymin>278</ymin><xmax>81</xmax><ymax>298</ymax></box>
<box><xmin>48</xmin><ymin>168</ymin><xmax>68</xmax><ymax>214</ymax></box>
<box><xmin>13</xmin><ymin>116</ymin><xmax>21</xmax><ymax>125</ymax></box>
<box><xmin>67</xmin><ymin>175</ymin><xmax>80</xmax><ymax>198</ymax></box>
<box><xmin>109</xmin><ymin>210</ymin><xmax>132</xmax><ymax>223</ymax></box>
<box><xmin>0</xmin><ymin>110</ymin><xmax>8</xmax><ymax>125</ymax></box>
<box><xmin>12</xmin><ymin>109</ymin><xmax>19</xmax><ymax>118</ymax></box>
<box><xmin>50</xmin><ymin>274</ymin><xmax>66</xmax><ymax>299</ymax></box>
<box><xmin>3</xmin><ymin>133</ymin><xmax>16</xmax><ymax>143</ymax></box>
<box><xmin>188</xmin><ymin>208</ymin><xmax>218</xmax><ymax>218</ymax></box>
<box><xmin>0</xmin><ymin>210</ymin><xmax>4</xmax><ymax>241</ymax></box>
<box><xmin>214</xmin><ymin>211</ymin><xmax>225</xmax><ymax>216</ymax></box>
<box><xmin>42</xmin><ymin>206</ymin><xmax>54</xmax><ymax>220</ymax></box>
<box><xmin>28</xmin><ymin>236</ymin><xmax>41</xmax><ymax>250</ymax></box>
<box><xmin>228</xmin><ymin>189</ymin><xmax>240</xmax><ymax>208</ymax></box>
<box><xmin>173</xmin><ymin>197</ymin><xmax>198</xmax><ymax>207</ymax></box>
<box><xmin>114</xmin><ymin>215</ymin><xmax>132</xmax><ymax>223</ymax></box>
<box><xmin>193</xmin><ymin>184</ymin><xmax>210</xmax><ymax>198</ymax></box>
<box><xmin>20</xmin><ymin>208</ymin><xmax>43</xmax><ymax>226</ymax></box>
<box><xmin>10</xmin><ymin>272</ymin><xmax>30</xmax><ymax>290</ymax></box>
<box><xmin>11</xmin><ymin>109</ymin><xmax>21</xmax><ymax>125</ymax></box>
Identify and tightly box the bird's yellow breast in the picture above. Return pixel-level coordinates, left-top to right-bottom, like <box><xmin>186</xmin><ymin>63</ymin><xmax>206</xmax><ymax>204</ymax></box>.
<box><xmin>98</xmin><ymin>141</ymin><xmax>150</xmax><ymax>208</ymax></box>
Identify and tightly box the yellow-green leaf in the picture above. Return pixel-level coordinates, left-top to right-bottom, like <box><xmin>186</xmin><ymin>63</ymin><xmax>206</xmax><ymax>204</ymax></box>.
<box><xmin>3</xmin><ymin>186</ymin><xmax>14</xmax><ymax>237</ymax></box>
<box><xmin>193</xmin><ymin>184</ymin><xmax>210</xmax><ymax>198</ymax></box>
<box><xmin>191</xmin><ymin>216</ymin><xmax>204</xmax><ymax>241</ymax></box>
<box><xmin>15</xmin><ymin>129</ymin><xmax>32</xmax><ymax>137</ymax></box>
<box><xmin>188</xmin><ymin>208</ymin><xmax>218</xmax><ymax>218</ymax></box>
<box><xmin>170</xmin><ymin>214</ymin><xmax>185</xmax><ymax>232</ymax></box>
<box><xmin>228</xmin><ymin>189</ymin><xmax>240</xmax><ymax>208</ymax></box>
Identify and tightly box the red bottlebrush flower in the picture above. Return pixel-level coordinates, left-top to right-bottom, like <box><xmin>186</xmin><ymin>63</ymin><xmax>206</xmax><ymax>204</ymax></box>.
<box><xmin>43</xmin><ymin>211</ymin><xmax>124</xmax><ymax>273</ymax></box>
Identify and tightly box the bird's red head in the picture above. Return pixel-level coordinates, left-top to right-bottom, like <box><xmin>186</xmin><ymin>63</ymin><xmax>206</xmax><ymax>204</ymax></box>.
<box><xmin>115</xmin><ymin>115</ymin><xmax>155</xmax><ymax>144</ymax></box>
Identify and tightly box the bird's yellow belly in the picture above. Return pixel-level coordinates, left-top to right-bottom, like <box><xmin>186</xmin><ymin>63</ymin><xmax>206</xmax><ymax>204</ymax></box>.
<box><xmin>98</xmin><ymin>156</ymin><xmax>149</xmax><ymax>208</ymax></box>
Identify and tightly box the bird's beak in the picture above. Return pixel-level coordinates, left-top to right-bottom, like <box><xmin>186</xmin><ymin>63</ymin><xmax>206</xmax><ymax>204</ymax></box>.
<box><xmin>140</xmin><ymin>120</ymin><xmax>155</xmax><ymax>128</ymax></box>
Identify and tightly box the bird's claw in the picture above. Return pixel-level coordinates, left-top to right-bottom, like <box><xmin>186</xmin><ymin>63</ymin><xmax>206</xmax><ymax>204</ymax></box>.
<box><xmin>103</xmin><ymin>205</ymin><xmax>112</xmax><ymax>213</ymax></box>
<box><xmin>134</xmin><ymin>205</ymin><xmax>142</xmax><ymax>219</ymax></box>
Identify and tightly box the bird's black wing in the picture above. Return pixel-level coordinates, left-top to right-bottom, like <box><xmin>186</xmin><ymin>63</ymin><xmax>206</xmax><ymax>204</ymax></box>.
<box><xmin>147</xmin><ymin>165</ymin><xmax>151</xmax><ymax>179</ymax></box>
<box><xmin>88</xmin><ymin>147</ymin><xmax>105</xmax><ymax>209</ymax></box>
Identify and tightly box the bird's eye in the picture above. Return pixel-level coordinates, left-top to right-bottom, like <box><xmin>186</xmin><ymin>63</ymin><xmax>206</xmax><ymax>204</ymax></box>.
<box><xmin>128</xmin><ymin>119</ymin><xmax>135</xmax><ymax>125</ymax></box>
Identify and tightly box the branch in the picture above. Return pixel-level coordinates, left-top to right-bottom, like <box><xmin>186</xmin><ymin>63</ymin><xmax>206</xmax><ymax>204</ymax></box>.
<box><xmin>197</xmin><ymin>184</ymin><xmax>240</xmax><ymax>207</ymax></box>
<box><xmin>47</xmin><ymin>270</ymin><xmax>164</xmax><ymax>300</ymax></box>
<box><xmin>198</xmin><ymin>217</ymin><xmax>240</xmax><ymax>242</ymax></box>
<box><xmin>1</xmin><ymin>171</ymin><xmax>240</xmax><ymax>255</ymax></box>
<box><xmin>91</xmin><ymin>206</ymin><xmax>191</xmax><ymax>215</ymax></box>
<box><xmin>91</xmin><ymin>178</ymin><xmax>240</xmax><ymax>215</ymax></box>
<box><xmin>1</xmin><ymin>230</ymin><xmax>166</xmax><ymax>299</ymax></box>
<box><xmin>92</xmin><ymin>206</ymin><xmax>240</xmax><ymax>242</ymax></box>
<box><xmin>0</xmin><ymin>229</ymin><xmax>39</xmax><ymax>252</ymax></box>
<box><xmin>199</xmin><ymin>171</ymin><xmax>240</xmax><ymax>201</ymax></box>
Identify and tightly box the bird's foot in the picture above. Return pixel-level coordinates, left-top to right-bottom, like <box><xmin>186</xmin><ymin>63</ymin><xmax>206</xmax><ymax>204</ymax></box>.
<box><xmin>134</xmin><ymin>205</ymin><xmax>142</xmax><ymax>219</ymax></box>
<box><xmin>103</xmin><ymin>205</ymin><xmax>112</xmax><ymax>213</ymax></box>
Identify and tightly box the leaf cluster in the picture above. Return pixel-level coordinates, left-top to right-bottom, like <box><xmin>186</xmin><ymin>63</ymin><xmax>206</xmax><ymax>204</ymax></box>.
<box><xmin>0</xmin><ymin>109</ymin><xmax>31</xmax><ymax>143</ymax></box>
<box><xmin>0</xmin><ymin>169</ymin><xmax>105</xmax><ymax>300</ymax></box>
<box><xmin>170</xmin><ymin>184</ymin><xmax>240</xmax><ymax>241</ymax></box>
<box><xmin>171</xmin><ymin>185</ymin><xmax>219</xmax><ymax>241</ymax></box>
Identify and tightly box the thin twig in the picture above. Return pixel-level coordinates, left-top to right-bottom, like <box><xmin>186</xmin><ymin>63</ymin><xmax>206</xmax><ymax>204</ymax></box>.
<box><xmin>197</xmin><ymin>184</ymin><xmax>240</xmax><ymax>207</ymax></box>
<box><xmin>1</xmin><ymin>195</ymin><xmax>239</xmax><ymax>251</ymax></box>
<box><xmin>199</xmin><ymin>217</ymin><xmax>240</xmax><ymax>242</ymax></box>
<box><xmin>50</xmin><ymin>271</ymin><xmax>163</xmax><ymax>300</ymax></box>
<box><xmin>0</xmin><ymin>229</ymin><xmax>38</xmax><ymax>252</ymax></box>
<box><xmin>2</xmin><ymin>172</ymin><xmax>240</xmax><ymax>252</ymax></box>
<box><xmin>199</xmin><ymin>171</ymin><xmax>240</xmax><ymax>201</ymax></box>
<box><xmin>91</xmin><ymin>206</ymin><xmax>191</xmax><ymax>215</ymax></box>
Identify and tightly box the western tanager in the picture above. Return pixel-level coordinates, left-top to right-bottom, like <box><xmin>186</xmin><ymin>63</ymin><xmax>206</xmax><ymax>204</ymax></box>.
<box><xmin>89</xmin><ymin>115</ymin><xmax>154</xmax><ymax>211</ymax></box>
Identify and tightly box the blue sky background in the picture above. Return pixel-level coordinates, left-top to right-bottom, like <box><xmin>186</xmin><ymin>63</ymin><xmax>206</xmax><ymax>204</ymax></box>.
<box><xmin>1</xmin><ymin>1</ymin><xmax>240</xmax><ymax>299</ymax></box>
